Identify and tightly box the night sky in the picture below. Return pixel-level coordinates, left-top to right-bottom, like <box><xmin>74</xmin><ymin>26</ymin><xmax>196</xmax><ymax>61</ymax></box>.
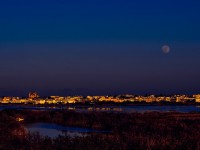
<box><xmin>0</xmin><ymin>0</ymin><xmax>200</xmax><ymax>96</ymax></box>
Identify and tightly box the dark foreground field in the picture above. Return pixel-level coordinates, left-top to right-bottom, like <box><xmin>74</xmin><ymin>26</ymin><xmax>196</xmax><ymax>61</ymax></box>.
<box><xmin>0</xmin><ymin>110</ymin><xmax>200</xmax><ymax>150</ymax></box>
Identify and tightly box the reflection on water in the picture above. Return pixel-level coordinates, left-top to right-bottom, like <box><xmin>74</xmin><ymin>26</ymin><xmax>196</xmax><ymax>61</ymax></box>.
<box><xmin>26</xmin><ymin>123</ymin><xmax>108</xmax><ymax>138</ymax></box>
<box><xmin>1</xmin><ymin>105</ymin><xmax>200</xmax><ymax>113</ymax></box>
<box><xmin>75</xmin><ymin>105</ymin><xmax>200</xmax><ymax>113</ymax></box>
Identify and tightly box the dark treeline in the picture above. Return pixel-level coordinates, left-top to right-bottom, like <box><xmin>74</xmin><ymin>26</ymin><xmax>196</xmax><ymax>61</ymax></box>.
<box><xmin>0</xmin><ymin>110</ymin><xmax>200</xmax><ymax>150</ymax></box>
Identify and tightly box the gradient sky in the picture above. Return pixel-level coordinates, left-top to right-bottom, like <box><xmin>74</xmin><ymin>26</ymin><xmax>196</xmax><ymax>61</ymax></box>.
<box><xmin>0</xmin><ymin>0</ymin><xmax>200</xmax><ymax>96</ymax></box>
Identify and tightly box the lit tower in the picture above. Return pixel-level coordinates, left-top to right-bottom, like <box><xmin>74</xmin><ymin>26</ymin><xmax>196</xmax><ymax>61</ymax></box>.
<box><xmin>29</xmin><ymin>92</ymin><xmax>39</xmax><ymax>99</ymax></box>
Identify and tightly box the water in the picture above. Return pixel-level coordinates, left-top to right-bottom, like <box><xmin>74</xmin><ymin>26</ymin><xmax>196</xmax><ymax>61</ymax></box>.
<box><xmin>1</xmin><ymin>105</ymin><xmax>200</xmax><ymax>113</ymax></box>
<box><xmin>26</xmin><ymin>123</ymin><xmax>109</xmax><ymax>138</ymax></box>
<box><xmin>114</xmin><ymin>105</ymin><xmax>200</xmax><ymax>113</ymax></box>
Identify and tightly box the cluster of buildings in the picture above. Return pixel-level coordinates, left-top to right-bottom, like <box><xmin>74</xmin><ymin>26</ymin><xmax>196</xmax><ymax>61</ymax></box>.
<box><xmin>0</xmin><ymin>92</ymin><xmax>200</xmax><ymax>104</ymax></box>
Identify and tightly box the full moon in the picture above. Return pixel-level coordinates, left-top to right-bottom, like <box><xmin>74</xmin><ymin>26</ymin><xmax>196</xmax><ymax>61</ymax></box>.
<box><xmin>162</xmin><ymin>45</ymin><xmax>170</xmax><ymax>54</ymax></box>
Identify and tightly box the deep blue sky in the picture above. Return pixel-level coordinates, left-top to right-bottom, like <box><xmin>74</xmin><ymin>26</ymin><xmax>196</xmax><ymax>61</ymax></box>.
<box><xmin>0</xmin><ymin>0</ymin><xmax>200</xmax><ymax>96</ymax></box>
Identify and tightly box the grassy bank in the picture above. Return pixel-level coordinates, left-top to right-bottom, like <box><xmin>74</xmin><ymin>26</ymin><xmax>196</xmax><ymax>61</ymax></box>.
<box><xmin>0</xmin><ymin>110</ymin><xmax>200</xmax><ymax>150</ymax></box>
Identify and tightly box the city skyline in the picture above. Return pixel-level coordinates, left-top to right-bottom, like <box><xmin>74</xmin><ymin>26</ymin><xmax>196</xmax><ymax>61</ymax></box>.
<box><xmin>1</xmin><ymin>91</ymin><xmax>200</xmax><ymax>104</ymax></box>
<box><xmin>0</xmin><ymin>0</ymin><xmax>200</xmax><ymax>96</ymax></box>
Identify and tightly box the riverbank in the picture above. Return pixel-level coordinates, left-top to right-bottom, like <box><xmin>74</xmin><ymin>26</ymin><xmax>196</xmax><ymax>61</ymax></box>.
<box><xmin>1</xmin><ymin>101</ymin><xmax>200</xmax><ymax>107</ymax></box>
<box><xmin>0</xmin><ymin>110</ymin><xmax>200</xmax><ymax>149</ymax></box>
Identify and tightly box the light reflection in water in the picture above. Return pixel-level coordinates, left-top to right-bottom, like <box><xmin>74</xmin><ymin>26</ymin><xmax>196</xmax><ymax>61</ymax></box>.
<box><xmin>1</xmin><ymin>105</ymin><xmax>200</xmax><ymax>113</ymax></box>
<box><xmin>26</xmin><ymin>123</ymin><xmax>109</xmax><ymax>138</ymax></box>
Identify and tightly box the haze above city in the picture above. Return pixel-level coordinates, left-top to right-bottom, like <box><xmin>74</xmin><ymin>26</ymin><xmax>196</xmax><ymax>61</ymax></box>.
<box><xmin>0</xmin><ymin>0</ymin><xmax>200</xmax><ymax>96</ymax></box>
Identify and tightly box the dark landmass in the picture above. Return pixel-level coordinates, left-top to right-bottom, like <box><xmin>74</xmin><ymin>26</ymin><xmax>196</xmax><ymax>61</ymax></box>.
<box><xmin>0</xmin><ymin>110</ymin><xmax>200</xmax><ymax>149</ymax></box>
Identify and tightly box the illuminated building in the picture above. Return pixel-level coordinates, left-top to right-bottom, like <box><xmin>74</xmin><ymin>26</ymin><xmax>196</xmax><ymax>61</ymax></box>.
<box><xmin>29</xmin><ymin>92</ymin><xmax>39</xmax><ymax>99</ymax></box>
<box><xmin>194</xmin><ymin>95</ymin><xmax>200</xmax><ymax>102</ymax></box>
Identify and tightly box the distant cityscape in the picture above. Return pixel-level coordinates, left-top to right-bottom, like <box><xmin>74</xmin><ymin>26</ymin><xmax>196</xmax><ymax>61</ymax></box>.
<box><xmin>1</xmin><ymin>92</ymin><xmax>200</xmax><ymax>104</ymax></box>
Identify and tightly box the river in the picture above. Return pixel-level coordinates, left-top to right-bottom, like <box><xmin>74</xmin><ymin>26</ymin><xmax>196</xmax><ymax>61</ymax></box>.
<box><xmin>1</xmin><ymin>105</ymin><xmax>200</xmax><ymax>113</ymax></box>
